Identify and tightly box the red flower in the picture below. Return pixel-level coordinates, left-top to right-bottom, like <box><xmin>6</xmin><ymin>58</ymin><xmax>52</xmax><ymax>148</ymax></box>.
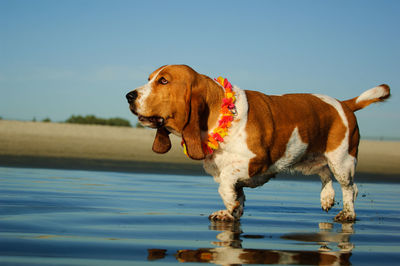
<box><xmin>222</xmin><ymin>98</ymin><xmax>234</xmax><ymax>108</ymax></box>
<box><xmin>212</xmin><ymin>132</ymin><xmax>224</xmax><ymax>142</ymax></box>
<box><xmin>203</xmin><ymin>143</ymin><xmax>214</xmax><ymax>154</ymax></box>
<box><xmin>218</xmin><ymin>115</ymin><xmax>233</xmax><ymax>128</ymax></box>
<box><xmin>224</xmin><ymin>79</ymin><xmax>232</xmax><ymax>90</ymax></box>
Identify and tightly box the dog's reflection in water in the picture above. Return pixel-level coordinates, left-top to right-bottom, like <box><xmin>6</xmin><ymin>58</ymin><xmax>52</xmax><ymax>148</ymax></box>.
<box><xmin>148</xmin><ymin>221</ymin><xmax>353</xmax><ymax>265</ymax></box>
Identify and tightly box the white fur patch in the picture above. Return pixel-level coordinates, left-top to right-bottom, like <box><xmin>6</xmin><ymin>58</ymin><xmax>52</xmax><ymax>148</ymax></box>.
<box><xmin>136</xmin><ymin>66</ymin><xmax>167</xmax><ymax>114</ymax></box>
<box><xmin>267</xmin><ymin>127</ymin><xmax>308</xmax><ymax>174</ymax></box>
<box><xmin>356</xmin><ymin>85</ymin><xmax>388</xmax><ymax>103</ymax></box>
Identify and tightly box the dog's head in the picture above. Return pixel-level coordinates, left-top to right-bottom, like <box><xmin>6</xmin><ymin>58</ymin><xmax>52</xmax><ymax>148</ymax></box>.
<box><xmin>126</xmin><ymin>65</ymin><xmax>219</xmax><ymax>160</ymax></box>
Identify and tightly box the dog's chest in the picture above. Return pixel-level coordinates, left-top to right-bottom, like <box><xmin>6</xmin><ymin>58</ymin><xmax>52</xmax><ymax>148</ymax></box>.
<box><xmin>202</xmin><ymin>123</ymin><xmax>256</xmax><ymax>181</ymax></box>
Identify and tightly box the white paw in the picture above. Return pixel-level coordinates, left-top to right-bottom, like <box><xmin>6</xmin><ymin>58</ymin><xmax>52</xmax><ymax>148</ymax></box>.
<box><xmin>321</xmin><ymin>195</ymin><xmax>335</xmax><ymax>212</ymax></box>
<box><xmin>209</xmin><ymin>210</ymin><xmax>236</xmax><ymax>221</ymax></box>
<box><xmin>321</xmin><ymin>187</ymin><xmax>335</xmax><ymax>212</ymax></box>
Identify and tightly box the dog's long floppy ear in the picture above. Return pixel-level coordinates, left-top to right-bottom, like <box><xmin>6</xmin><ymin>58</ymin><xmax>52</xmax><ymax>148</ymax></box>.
<box><xmin>152</xmin><ymin>127</ymin><xmax>172</xmax><ymax>154</ymax></box>
<box><xmin>182</xmin><ymin>95</ymin><xmax>206</xmax><ymax>160</ymax></box>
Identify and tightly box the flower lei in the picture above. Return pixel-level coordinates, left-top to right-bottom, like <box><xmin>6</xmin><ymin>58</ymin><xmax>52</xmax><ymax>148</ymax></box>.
<box><xmin>182</xmin><ymin>76</ymin><xmax>236</xmax><ymax>157</ymax></box>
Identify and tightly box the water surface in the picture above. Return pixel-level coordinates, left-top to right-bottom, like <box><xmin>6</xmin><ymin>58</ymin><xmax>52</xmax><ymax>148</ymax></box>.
<box><xmin>0</xmin><ymin>167</ymin><xmax>399</xmax><ymax>265</ymax></box>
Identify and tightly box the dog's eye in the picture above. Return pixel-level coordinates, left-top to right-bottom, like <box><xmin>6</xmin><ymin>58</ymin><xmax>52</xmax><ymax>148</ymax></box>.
<box><xmin>158</xmin><ymin>77</ymin><xmax>168</xmax><ymax>85</ymax></box>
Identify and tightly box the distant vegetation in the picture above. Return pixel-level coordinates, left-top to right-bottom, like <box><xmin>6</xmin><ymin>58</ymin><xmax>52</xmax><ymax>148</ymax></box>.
<box><xmin>65</xmin><ymin>115</ymin><xmax>132</xmax><ymax>127</ymax></box>
<box><xmin>2</xmin><ymin>115</ymin><xmax>140</xmax><ymax>128</ymax></box>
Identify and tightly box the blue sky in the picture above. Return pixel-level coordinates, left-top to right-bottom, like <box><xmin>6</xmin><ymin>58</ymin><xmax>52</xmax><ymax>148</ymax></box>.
<box><xmin>1</xmin><ymin>0</ymin><xmax>399</xmax><ymax>138</ymax></box>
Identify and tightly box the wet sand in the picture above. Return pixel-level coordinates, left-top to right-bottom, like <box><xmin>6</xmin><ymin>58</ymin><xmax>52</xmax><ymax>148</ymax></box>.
<box><xmin>0</xmin><ymin>167</ymin><xmax>399</xmax><ymax>265</ymax></box>
<box><xmin>1</xmin><ymin>120</ymin><xmax>400</xmax><ymax>181</ymax></box>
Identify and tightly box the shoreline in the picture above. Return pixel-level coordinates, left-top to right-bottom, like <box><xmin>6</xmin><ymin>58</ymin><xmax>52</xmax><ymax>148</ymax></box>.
<box><xmin>1</xmin><ymin>154</ymin><xmax>398</xmax><ymax>183</ymax></box>
<box><xmin>0</xmin><ymin>154</ymin><xmax>206</xmax><ymax>176</ymax></box>
<box><xmin>1</xmin><ymin>120</ymin><xmax>400</xmax><ymax>182</ymax></box>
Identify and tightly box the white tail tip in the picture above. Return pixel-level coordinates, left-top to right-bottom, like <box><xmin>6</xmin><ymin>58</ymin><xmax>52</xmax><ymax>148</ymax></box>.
<box><xmin>356</xmin><ymin>84</ymin><xmax>390</xmax><ymax>104</ymax></box>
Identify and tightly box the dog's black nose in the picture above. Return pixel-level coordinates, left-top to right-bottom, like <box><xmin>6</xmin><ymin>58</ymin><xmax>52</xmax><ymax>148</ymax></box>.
<box><xmin>126</xmin><ymin>90</ymin><xmax>138</xmax><ymax>104</ymax></box>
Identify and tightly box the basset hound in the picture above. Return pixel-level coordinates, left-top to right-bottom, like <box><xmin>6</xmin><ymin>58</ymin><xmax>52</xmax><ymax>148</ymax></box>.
<box><xmin>126</xmin><ymin>65</ymin><xmax>390</xmax><ymax>222</ymax></box>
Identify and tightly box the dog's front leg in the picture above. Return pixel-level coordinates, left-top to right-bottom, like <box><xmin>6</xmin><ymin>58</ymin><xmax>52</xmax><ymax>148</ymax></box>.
<box><xmin>209</xmin><ymin>173</ymin><xmax>245</xmax><ymax>221</ymax></box>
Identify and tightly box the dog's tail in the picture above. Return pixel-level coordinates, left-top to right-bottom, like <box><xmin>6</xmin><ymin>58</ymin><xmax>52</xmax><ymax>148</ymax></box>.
<box><xmin>342</xmin><ymin>84</ymin><xmax>391</xmax><ymax>112</ymax></box>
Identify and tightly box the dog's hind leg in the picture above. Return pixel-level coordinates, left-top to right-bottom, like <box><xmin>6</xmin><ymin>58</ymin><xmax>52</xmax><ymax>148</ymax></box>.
<box><xmin>326</xmin><ymin>153</ymin><xmax>358</xmax><ymax>222</ymax></box>
<box><xmin>319</xmin><ymin>166</ymin><xmax>335</xmax><ymax>212</ymax></box>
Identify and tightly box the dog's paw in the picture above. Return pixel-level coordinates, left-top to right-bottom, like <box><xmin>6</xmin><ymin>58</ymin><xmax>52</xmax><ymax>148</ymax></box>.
<box><xmin>209</xmin><ymin>210</ymin><xmax>236</xmax><ymax>222</ymax></box>
<box><xmin>334</xmin><ymin>211</ymin><xmax>356</xmax><ymax>223</ymax></box>
<box><xmin>320</xmin><ymin>186</ymin><xmax>335</xmax><ymax>212</ymax></box>
<box><xmin>321</xmin><ymin>195</ymin><xmax>335</xmax><ymax>212</ymax></box>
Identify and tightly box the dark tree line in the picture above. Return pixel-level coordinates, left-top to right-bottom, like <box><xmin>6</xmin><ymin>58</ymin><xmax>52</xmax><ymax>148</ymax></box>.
<box><xmin>65</xmin><ymin>115</ymin><xmax>132</xmax><ymax>127</ymax></box>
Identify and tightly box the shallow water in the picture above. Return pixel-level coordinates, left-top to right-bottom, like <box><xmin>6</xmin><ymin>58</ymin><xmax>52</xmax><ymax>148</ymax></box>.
<box><xmin>0</xmin><ymin>166</ymin><xmax>399</xmax><ymax>265</ymax></box>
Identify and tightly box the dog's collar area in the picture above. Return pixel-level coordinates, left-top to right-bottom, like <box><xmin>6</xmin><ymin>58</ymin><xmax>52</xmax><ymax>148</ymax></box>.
<box><xmin>181</xmin><ymin>76</ymin><xmax>237</xmax><ymax>157</ymax></box>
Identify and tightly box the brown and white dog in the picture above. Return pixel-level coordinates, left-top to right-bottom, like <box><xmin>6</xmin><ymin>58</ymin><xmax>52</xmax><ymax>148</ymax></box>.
<box><xmin>126</xmin><ymin>65</ymin><xmax>390</xmax><ymax>222</ymax></box>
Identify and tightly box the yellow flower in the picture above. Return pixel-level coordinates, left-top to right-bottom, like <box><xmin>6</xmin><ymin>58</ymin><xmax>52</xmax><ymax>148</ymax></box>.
<box><xmin>208</xmin><ymin>142</ymin><xmax>218</xmax><ymax>150</ymax></box>
<box><xmin>216</xmin><ymin>77</ymin><xmax>224</xmax><ymax>85</ymax></box>
<box><xmin>182</xmin><ymin>143</ymin><xmax>188</xmax><ymax>156</ymax></box>
<box><xmin>214</xmin><ymin>127</ymin><xmax>227</xmax><ymax>137</ymax></box>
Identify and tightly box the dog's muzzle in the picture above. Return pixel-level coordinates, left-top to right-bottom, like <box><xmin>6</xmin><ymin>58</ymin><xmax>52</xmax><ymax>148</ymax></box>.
<box><xmin>125</xmin><ymin>90</ymin><xmax>165</xmax><ymax>128</ymax></box>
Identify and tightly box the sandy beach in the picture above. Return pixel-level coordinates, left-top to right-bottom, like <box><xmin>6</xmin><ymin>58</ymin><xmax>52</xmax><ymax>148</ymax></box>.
<box><xmin>0</xmin><ymin>120</ymin><xmax>399</xmax><ymax>179</ymax></box>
